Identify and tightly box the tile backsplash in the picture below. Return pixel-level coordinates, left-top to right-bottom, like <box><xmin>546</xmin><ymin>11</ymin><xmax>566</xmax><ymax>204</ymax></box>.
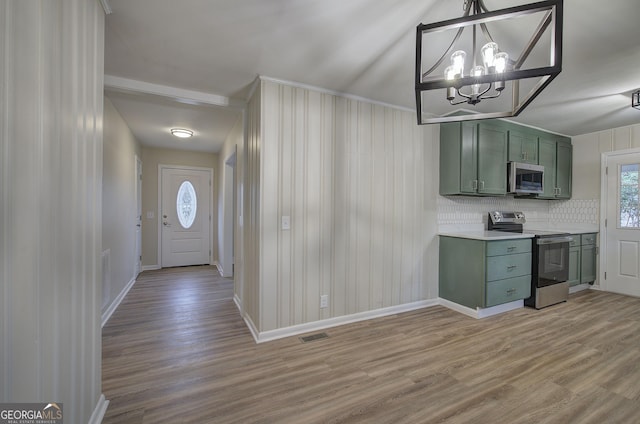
<box><xmin>438</xmin><ymin>196</ymin><xmax>599</xmax><ymax>227</ymax></box>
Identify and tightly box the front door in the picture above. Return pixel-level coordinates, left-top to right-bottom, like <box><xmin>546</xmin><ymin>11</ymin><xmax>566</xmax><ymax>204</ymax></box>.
<box><xmin>604</xmin><ymin>151</ymin><xmax>640</xmax><ymax>297</ymax></box>
<box><xmin>161</xmin><ymin>167</ymin><xmax>212</xmax><ymax>267</ymax></box>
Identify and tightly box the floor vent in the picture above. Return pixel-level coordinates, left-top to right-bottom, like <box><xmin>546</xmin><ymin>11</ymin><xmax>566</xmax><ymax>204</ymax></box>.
<box><xmin>299</xmin><ymin>332</ymin><xmax>329</xmax><ymax>343</ymax></box>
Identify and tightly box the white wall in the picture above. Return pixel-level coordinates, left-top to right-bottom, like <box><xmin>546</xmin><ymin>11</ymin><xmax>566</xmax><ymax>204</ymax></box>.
<box><xmin>0</xmin><ymin>0</ymin><xmax>106</xmax><ymax>422</ymax></box>
<box><xmin>245</xmin><ymin>78</ymin><xmax>439</xmax><ymax>334</ymax></box>
<box><xmin>102</xmin><ymin>97</ymin><xmax>142</xmax><ymax>315</ymax></box>
<box><xmin>573</xmin><ymin>123</ymin><xmax>640</xmax><ymax>200</ymax></box>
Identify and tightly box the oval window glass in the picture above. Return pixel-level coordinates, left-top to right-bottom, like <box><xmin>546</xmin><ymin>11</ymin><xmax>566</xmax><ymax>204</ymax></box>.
<box><xmin>176</xmin><ymin>181</ymin><xmax>197</xmax><ymax>229</ymax></box>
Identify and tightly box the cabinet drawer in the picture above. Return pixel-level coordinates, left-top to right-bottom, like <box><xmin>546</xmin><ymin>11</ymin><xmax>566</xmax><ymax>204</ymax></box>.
<box><xmin>486</xmin><ymin>252</ymin><xmax>532</xmax><ymax>281</ymax></box>
<box><xmin>581</xmin><ymin>233</ymin><xmax>597</xmax><ymax>246</ymax></box>
<box><xmin>486</xmin><ymin>275</ymin><xmax>531</xmax><ymax>307</ymax></box>
<box><xmin>486</xmin><ymin>239</ymin><xmax>532</xmax><ymax>257</ymax></box>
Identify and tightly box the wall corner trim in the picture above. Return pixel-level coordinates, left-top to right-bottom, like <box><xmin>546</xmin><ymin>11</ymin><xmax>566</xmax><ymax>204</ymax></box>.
<box><xmin>250</xmin><ymin>299</ymin><xmax>439</xmax><ymax>344</ymax></box>
<box><xmin>101</xmin><ymin>277</ymin><xmax>137</xmax><ymax>328</ymax></box>
<box><xmin>88</xmin><ymin>394</ymin><xmax>109</xmax><ymax>424</ymax></box>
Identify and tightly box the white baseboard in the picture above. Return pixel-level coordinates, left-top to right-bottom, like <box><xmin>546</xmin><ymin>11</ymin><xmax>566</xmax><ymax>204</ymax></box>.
<box><xmin>142</xmin><ymin>264</ymin><xmax>160</xmax><ymax>271</ymax></box>
<box><xmin>243</xmin><ymin>314</ymin><xmax>260</xmax><ymax>342</ymax></box>
<box><xmin>251</xmin><ymin>299</ymin><xmax>439</xmax><ymax>344</ymax></box>
<box><xmin>101</xmin><ymin>277</ymin><xmax>136</xmax><ymax>328</ymax></box>
<box><xmin>438</xmin><ymin>298</ymin><xmax>524</xmax><ymax>319</ymax></box>
<box><xmin>214</xmin><ymin>261</ymin><xmax>223</xmax><ymax>276</ymax></box>
<box><xmin>233</xmin><ymin>294</ymin><xmax>243</xmax><ymax>315</ymax></box>
<box><xmin>88</xmin><ymin>394</ymin><xmax>109</xmax><ymax>424</ymax></box>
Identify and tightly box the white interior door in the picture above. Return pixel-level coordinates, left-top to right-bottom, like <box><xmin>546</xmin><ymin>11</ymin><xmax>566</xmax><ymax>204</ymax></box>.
<box><xmin>161</xmin><ymin>167</ymin><xmax>211</xmax><ymax>267</ymax></box>
<box><xmin>135</xmin><ymin>156</ymin><xmax>142</xmax><ymax>276</ymax></box>
<box><xmin>604</xmin><ymin>151</ymin><xmax>640</xmax><ymax>297</ymax></box>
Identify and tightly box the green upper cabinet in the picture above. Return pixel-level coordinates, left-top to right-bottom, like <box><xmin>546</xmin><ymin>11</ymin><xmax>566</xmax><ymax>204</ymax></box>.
<box><xmin>440</xmin><ymin>121</ymin><xmax>507</xmax><ymax>196</ymax></box>
<box><xmin>440</xmin><ymin>118</ymin><xmax>571</xmax><ymax>199</ymax></box>
<box><xmin>538</xmin><ymin>136</ymin><xmax>572</xmax><ymax>199</ymax></box>
<box><xmin>538</xmin><ymin>137</ymin><xmax>558</xmax><ymax>198</ymax></box>
<box><xmin>556</xmin><ymin>142</ymin><xmax>572</xmax><ymax>199</ymax></box>
<box><xmin>508</xmin><ymin>128</ymin><xmax>538</xmax><ymax>164</ymax></box>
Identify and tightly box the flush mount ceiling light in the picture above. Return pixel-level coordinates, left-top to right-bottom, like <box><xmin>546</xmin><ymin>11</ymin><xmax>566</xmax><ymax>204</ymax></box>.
<box><xmin>171</xmin><ymin>128</ymin><xmax>194</xmax><ymax>138</ymax></box>
<box><xmin>415</xmin><ymin>0</ymin><xmax>563</xmax><ymax>125</ymax></box>
<box><xmin>633</xmin><ymin>90</ymin><xmax>640</xmax><ymax>110</ymax></box>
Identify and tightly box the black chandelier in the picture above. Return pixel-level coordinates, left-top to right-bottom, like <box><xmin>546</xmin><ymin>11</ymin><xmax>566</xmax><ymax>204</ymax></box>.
<box><xmin>415</xmin><ymin>0</ymin><xmax>563</xmax><ymax>125</ymax></box>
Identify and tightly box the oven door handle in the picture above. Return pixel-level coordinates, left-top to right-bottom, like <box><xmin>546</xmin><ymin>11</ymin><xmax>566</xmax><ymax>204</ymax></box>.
<box><xmin>536</xmin><ymin>236</ymin><xmax>574</xmax><ymax>245</ymax></box>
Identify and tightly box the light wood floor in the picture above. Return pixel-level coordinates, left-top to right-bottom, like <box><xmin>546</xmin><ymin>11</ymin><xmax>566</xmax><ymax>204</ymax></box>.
<box><xmin>102</xmin><ymin>267</ymin><xmax>640</xmax><ymax>423</ymax></box>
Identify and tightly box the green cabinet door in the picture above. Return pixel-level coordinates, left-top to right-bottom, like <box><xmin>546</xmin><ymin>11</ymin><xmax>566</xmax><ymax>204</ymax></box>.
<box><xmin>508</xmin><ymin>129</ymin><xmax>538</xmax><ymax>164</ymax></box>
<box><xmin>556</xmin><ymin>142</ymin><xmax>572</xmax><ymax>199</ymax></box>
<box><xmin>477</xmin><ymin>122</ymin><xmax>508</xmax><ymax>195</ymax></box>
<box><xmin>538</xmin><ymin>138</ymin><xmax>558</xmax><ymax>199</ymax></box>
<box><xmin>439</xmin><ymin>121</ymin><xmax>506</xmax><ymax>196</ymax></box>
<box><xmin>581</xmin><ymin>243</ymin><xmax>597</xmax><ymax>284</ymax></box>
<box><xmin>568</xmin><ymin>246</ymin><xmax>581</xmax><ymax>286</ymax></box>
<box><xmin>460</xmin><ymin>121</ymin><xmax>479</xmax><ymax>194</ymax></box>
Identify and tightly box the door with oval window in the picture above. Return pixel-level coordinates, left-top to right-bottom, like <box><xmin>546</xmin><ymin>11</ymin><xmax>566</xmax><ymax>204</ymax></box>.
<box><xmin>161</xmin><ymin>167</ymin><xmax>212</xmax><ymax>267</ymax></box>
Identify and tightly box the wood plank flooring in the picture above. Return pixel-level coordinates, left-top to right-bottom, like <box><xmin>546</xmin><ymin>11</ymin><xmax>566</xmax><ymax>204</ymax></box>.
<box><xmin>102</xmin><ymin>267</ymin><xmax>640</xmax><ymax>423</ymax></box>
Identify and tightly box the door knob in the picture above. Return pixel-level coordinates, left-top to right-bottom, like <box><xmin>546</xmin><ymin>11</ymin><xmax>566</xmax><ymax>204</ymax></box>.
<box><xmin>163</xmin><ymin>222</ymin><xmax>171</xmax><ymax>226</ymax></box>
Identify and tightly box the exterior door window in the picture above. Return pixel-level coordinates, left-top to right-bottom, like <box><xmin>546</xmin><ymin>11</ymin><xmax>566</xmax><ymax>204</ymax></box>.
<box><xmin>177</xmin><ymin>181</ymin><xmax>197</xmax><ymax>229</ymax></box>
<box><xmin>619</xmin><ymin>164</ymin><xmax>640</xmax><ymax>228</ymax></box>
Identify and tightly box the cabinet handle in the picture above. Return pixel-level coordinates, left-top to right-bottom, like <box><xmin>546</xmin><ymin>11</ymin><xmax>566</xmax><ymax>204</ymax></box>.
<box><xmin>522</xmin><ymin>152</ymin><xmax>526</xmax><ymax>160</ymax></box>
<box><xmin>557</xmin><ymin>187</ymin><xmax>561</xmax><ymax>196</ymax></box>
<box><xmin>507</xmin><ymin>246</ymin><xmax>517</xmax><ymax>251</ymax></box>
<box><xmin>507</xmin><ymin>265</ymin><xmax>517</xmax><ymax>270</ymax></box>
<box><xmin>507</xmin><ymin>288</ymin><xmax>516</xmax><ymax>295</ymax></box>
<box><xmin>480</xmin><ymin>181</ymin><xmax>485</xmax><ymax>190</ymax></box>
<box><xmin>473</xmin><ymin>180</ymin><xmax>478</xmax><ymax>190</ymax></box>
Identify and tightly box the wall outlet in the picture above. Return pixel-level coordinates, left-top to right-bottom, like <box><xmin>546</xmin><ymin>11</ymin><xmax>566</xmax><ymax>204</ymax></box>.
<box><xmin>281</xmin><ymin>215</ymin><xmax>291</xmax><ymax>230</ymax></box>
<box><xmin>320</xmin><ymin>295</ymin><xmax>328</xmax><ymax>309</ymax></box>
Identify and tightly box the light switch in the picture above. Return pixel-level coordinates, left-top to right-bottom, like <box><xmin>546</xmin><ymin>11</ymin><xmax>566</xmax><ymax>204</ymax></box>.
<box><xmin>281</xmin><ymin>215</ymin><xmax>290</xmax><ymax>230</ymax></box>
<box><xmin>147</xmin><ymin>211</ymin><xmax>155</xmax><ymax>219</ymax></box>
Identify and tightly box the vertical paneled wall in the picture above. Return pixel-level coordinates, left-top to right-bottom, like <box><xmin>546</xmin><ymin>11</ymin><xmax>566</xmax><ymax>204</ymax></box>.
<box><xmin>256</xmin><ymin>79</ymin><xmax>437</xmax><ymax>333</ymax></box>
<box><xmin>243</xmin><ymin>84</ymin><xmax>262</xmax><ymax>330</ymax></box>
<box><xmin>0</xmin><ymin>0</ymin><xmax>105</xmax><ymax>422</ymax></box>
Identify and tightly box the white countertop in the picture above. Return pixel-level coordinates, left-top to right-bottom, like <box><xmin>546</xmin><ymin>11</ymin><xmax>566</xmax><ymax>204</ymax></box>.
<box><xmin>439</xmin><ymin>231</ymin><xmax>535</xmax><ymax>241</ymax></box>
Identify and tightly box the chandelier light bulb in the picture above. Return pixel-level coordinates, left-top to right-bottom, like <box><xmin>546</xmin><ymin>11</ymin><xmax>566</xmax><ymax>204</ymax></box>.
<box><xmin>450</xmin><ymin>50</ymin><xmax>466</xmax><ymax>77</ymax></box>
<box><xmin>471</xmin><ymin>65</ymin><xmax>485</xmax><ymax>95</ymax></box>
<box><xmin>481</xmin><ymin>42</ymin><xmax>499</xmax><ymax>69</ymax></box>
<box><xmin>494</xmin><ymin>52</ymin><xmax>509</xmax><ymax>73</ymax></box>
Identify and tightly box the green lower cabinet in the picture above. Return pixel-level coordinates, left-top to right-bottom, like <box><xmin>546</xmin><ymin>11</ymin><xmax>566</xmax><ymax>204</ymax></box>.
<box><xmin>439</xmin><ymin>236</ymin><xmax>532</xmax><ymax>309</ymax></box>
<box><xmin>486</xmin><ymin>275</ymin><xmax>531</xmax><ymax>307</ymax></box>
<box><xmin>567</xmin><ymin>233</ymin><xmax>598</xmax><ymax>286</ymax></box>
<box><xmin>568</xmin><ymin>246</ymin><xmax>581</xmax><ymax>286</ymax></box>
<box><xmin>581</xmin><ymin>244</ymin><xmax>597</xmax><ymax>283</ymax></box>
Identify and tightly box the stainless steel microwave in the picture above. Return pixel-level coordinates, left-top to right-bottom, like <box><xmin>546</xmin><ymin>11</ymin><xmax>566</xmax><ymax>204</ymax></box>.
<box><xmin>508</xmin><ymin>162</ymin><xmax>544</xmax><ymax>194</ymax></box>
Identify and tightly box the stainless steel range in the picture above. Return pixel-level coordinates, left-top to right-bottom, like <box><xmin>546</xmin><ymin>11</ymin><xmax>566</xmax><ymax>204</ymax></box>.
<box><xmin>488</xmin><ymin>211</ymin><xmax>573</xmax><ymax>309</ymax></box>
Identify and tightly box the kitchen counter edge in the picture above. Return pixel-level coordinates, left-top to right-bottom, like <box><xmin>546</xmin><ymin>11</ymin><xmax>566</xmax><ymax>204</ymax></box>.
<box><xmin>439</xmin><ymin>231</ymin><xmax>535</xmax><ymax>241</ymax></box>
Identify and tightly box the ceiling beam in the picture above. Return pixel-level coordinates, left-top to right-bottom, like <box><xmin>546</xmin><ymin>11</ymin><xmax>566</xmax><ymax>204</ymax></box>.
<box><xmin>104</xmin><ymin>75</ymin><xmax>245</xmax><ymax>110</ymax></box>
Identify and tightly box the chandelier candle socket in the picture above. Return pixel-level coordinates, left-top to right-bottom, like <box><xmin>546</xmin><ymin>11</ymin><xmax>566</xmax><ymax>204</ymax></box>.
<box><xmin>415</xmin><ymin>0</ymin><xmax>563</xmax><ymax>125</ymax></box>
<box><xmin>633</xmin><ymin>90</ymin><xmax>640</xmax><ymax>110</ymax></box>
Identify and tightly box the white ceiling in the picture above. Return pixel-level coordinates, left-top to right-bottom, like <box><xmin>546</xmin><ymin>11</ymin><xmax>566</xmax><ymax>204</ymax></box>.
<box><xmin>104</xmin><ymin>0</ymin><xmax>640</xmax><ymax>152</ymax></box>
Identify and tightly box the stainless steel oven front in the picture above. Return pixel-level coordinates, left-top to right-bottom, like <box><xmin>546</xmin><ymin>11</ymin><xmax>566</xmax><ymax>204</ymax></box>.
<box><xmin>536</xmin><ymin>236</ymin><xmax>572</xmax><ymax>287</ymax></box>
<box><xmin>526</xmin><ymin>234</ymin><xmax>573</xmax><ymax>309</ymax></box>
